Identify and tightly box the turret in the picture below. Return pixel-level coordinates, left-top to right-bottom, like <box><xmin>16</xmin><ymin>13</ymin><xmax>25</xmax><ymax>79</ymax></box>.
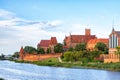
<box><xmin>19</xmin><ymin>46</ymin><xmax>24</xmax><ymax>60</ymax></box>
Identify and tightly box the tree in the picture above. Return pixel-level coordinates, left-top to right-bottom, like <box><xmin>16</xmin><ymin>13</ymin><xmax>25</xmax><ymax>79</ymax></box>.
<box><xmin>0</xmin><ymin>54</ymin><xmax>5</xmax><ymax>59</ymax></box>
<box><xmin>47</xmin><ymin>47</ymin><xmax>51</xmax><ymax>54</ymax></box>
<box><xmin>63</xmin><ymin>51</ymin><xmax>74</xmax><ymax>61</ymax></box>
<box><xmin>24</xmin><ymin>46</ymin><xmax>37</xmax><ymax>54</ymax></box>
<box><xmin>68</xmin><ymin>47</ymin><xmax>74</xmax><ymax>51</ymax></box>
<box><xmin>54</xmin><ymin>43</ymin><xmax>63</xmax><ymax>53</ymax></box>
<box><xmin>116</xmin><ymin>46</ymin><xmax>120</xmax><ymax>62</ymax></box>
<box><xmin>75</xmin><ymin>43</ymin><xmax>86</xmax><ymax>51</ymax></box>
<box><xmin>37</xmin><ymin>48</ymin><xmax>45</xmax><ymax>54</ymax></box>
<box><xmin>12</xmin><ymin>52</ymin><xmax>19</xmax><ymax>58</ymax></box>
<box><xmin>95</xmin><ymin>42</ymin><xmax>108</xmax><ymax>54</ymax></box>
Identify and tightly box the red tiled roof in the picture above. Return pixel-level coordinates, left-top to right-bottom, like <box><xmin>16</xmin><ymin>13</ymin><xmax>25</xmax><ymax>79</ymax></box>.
<box><xmin>37</xmin><ymin>37</ymin><xmax>58</xmax><ymax>48</ymax></box>
<box><xmin>39</xmin><ymin>40</ymin><xmax>50</xmax><ymax>47</ymax></box>
<box><xmin>88</xmin><ymin>38</ymin><xmax>108</xmax><ymax>44</ymax></box>
<box><xmin>50</xmin><ymin>37</ymin><xmax>57</xmax><ymax>45</ymax></box>
<box><xmin>87</xmin><ymin>38</ymin><xmax>109</xmax><ymax>50</ymax></box>
<box><xmin>70</xmin><ymin>35</ymin><xmax>96</xmax><ymax>43</ymax></box>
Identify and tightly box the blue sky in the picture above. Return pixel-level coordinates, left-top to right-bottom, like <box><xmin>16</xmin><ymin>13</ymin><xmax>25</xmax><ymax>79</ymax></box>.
<box><xmin>0</xmin><ymin>0</ymin><xmax>120</xmax><ymax>54</ymax></box>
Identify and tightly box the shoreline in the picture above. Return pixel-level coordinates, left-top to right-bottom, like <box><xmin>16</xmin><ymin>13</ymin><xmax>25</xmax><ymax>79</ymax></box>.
<box><xmin>11</xmin><ymin>59</ymin><xmax>120</xmax><ymax>72</ymax></box>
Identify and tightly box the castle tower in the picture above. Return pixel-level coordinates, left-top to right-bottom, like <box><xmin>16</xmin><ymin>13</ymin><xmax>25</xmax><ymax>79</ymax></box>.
<box><xmin>85</xmin><ymin>29</ymin><xmax>91</xmax><ymax>36</ymax></box>
<box><xmin>19</xmin><ymin>46</ymin><xmax>24</xmax><ymax>60</ymax></box>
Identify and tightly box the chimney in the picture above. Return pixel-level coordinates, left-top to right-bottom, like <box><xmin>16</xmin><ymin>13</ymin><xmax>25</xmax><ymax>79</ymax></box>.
<box><xmin>85</xmin><ymin>29</ymin><xmax>91</xmax><ymax>35</ymax></box>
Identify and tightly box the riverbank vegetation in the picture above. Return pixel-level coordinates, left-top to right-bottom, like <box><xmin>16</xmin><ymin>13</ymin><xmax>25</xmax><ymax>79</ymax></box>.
<box><xmin>11</xmin><ymin>42</ymin><xmax>120</xmax><ymax>71</ymax></box>
<box><xmin>12</xmin><ymin>57</ymin><xmax>120</xmax><ymax>71</ymax></box>
<box><xmin>62</xmin><ymin>42</ymin><xmax>108</xmax><ymax>63</ymax></box>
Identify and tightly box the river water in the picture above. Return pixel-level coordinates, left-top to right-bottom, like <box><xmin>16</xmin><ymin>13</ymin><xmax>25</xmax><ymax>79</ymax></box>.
<box><xmin>0</xmin><ymin>60</ymin><xmax>120</xmax><ymax>80</ymax></box>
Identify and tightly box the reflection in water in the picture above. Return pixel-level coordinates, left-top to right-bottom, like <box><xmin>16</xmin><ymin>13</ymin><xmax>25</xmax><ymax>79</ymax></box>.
<box><xmin>0</xmin><ymin>60</ymin><xmax>120</xmax><ymax>80</ymax></box>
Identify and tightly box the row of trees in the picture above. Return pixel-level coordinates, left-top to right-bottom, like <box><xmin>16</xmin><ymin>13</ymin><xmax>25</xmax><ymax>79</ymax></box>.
<box><xmin>0</xmin><ymin>54</ymin><xmax>5</xmax><ymax>60</ymax></box>
<box><xmin>23</xmin><ymin>43</ymin><xmax>63</xmax><ymax>54</ymax></box>
<box><xmin>62</xmin><ymin>42</ymin><xmax>108</xmax><ymax>62</ymax></box>
<box><xmin>68</xmin><ymin>42</ymin><xmax>108</xmax><ymax>53</ymax></box>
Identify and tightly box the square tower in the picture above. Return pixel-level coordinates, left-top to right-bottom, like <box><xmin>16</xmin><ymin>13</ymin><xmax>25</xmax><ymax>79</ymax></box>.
<box><xmin>85</xmin><ymin>29</ymin><xmax>91</xmax><ymax>36</ymax></box>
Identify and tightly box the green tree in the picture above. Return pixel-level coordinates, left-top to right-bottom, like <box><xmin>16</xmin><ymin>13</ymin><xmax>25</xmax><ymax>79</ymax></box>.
<box><xmin>68</xmin><ymin>47</ymin><xmax>74</xmax><ymax>51</ymax></box>
<box><xmin>54</xmin><ymin>43</ymin><xmax>63</xmax><ymax>53</ymax></box>
<box><xmin>95</xmin><ymin>42</ymin><xmax>108</xmax><ymax>54</ymax></box>
<box><xmin>116</xmin><ymin>46</ymin><xmax>120</xmax><ymax>62</ymax></box>
<box><xmin>63</xmin><ymin>51</ymin><xmax>74</xmax><ymax>61</ymax></box>
<box><xmin>0</xmin><ymin>54</ymin><xmax>5</xmax><ymax>59</ymax></box>
<box><xmin>47</xmin><ymin>47</ymin><xmax>51</xmax><ymax>54</ymax></box>
<box><xmin>75</xmin><ymin>43</ymin><xmax>86</xmax><ymax>51</ymax></box>
<box><xmin>74</xmin><ymin>51</ymin><xmax>81</xmax><ymax>61</ymax></box>
<box><xmin>24</xmin><ymin>46</ymin><xmax>37</xmax><ymax>54</ymax></box>
<box><xmin>12</xmin><ymin>52</ymin><xmax>19</xmax><ymax>58</ymax></box>
<box><xmin>37</xmin><ymin>48</ymin><xmax>45</xmax><ymax>54</ymax></box>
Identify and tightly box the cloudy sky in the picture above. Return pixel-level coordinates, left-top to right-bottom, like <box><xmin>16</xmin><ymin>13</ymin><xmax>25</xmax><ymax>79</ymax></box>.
<box><xmin>0</xmin><ymin>0</ymin><xmax>120</xmax><ymax>55</ymax></box>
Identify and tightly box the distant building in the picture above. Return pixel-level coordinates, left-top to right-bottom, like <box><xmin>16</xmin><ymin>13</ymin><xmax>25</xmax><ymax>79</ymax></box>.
<box><xmin>100</xmin><ymin>28</ymin><xmax>120</xmax><ymax>63</ymax></box>
<box><xmin>64</xmin><ymin>29</ymin><xmax>97</xmax><ymax>48</ymax></box>
<box><xmin>109</xmin><ymin>28</ymin><xmax>120</xmax><ymax>53</ymax></box>
<box><xmin>87</xmin><ymin>38</ymin><xmax>109</xmax><ymax>50</ymax></box>
<box><xmin>37</xmin><ymin>37</ymin><xmax>58</xmax><ymax>53</ymax></box>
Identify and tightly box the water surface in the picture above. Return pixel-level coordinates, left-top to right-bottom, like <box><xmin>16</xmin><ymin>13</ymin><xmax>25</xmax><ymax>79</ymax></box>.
<box><xmin>0</xmin><ymin>60</ymin><xmax>120</xmax><ymax>80</ymax></box>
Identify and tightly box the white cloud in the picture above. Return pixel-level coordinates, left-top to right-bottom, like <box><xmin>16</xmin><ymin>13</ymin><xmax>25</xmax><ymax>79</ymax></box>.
<box><xmin>47</xmin><ymin>20</ymin><xmax>62</xmax><ymax>27</ymax></box>
<box><xmin>0</xmin><ymin>9</ymin><xmax>16</xmax><ymax>19</ymax></box>
<box><xmin>0</xmin><ymin>9</ymin><xmax>65</xmax><ymax>55</ymax></box>
<box><xmin>0</xmin><ymin>9</ymin><xmax>111</xmax><ymax>55</ymax></box>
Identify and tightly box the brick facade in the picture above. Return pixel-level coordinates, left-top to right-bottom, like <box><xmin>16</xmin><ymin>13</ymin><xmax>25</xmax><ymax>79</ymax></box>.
<box><xmin>101</xmin><ymin>28</ymin><xmax>120</xmax><ymax>63</ymax></box>
<box><xmin>64</xmin><ymin>29</ymin><xmax>97</xmax><ymax>48</ymax></box>
<box><xmin>37</xmin><ymin>37</ymin><xmax>57</xmax><ymax>53</ymax></box>
<box><xmin>87</xmin><ymin>38</ymin><xmax>109</xmax><ymax>50</ymax></box>
<box><xmin>19</xmin><ymin>47</ymin><xmax>62</xmax><ymax>61</ymax></box>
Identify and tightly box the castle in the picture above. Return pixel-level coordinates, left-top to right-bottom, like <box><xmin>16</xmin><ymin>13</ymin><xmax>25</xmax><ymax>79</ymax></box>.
<box><xmin>64</xmin><ymin>29</ymin><xmax>109</xmax><ymax>50</ymax></box>
<box><xmin>37</xmin><ymin>37</ymin><xmax>57</xmax><ymax>53</ymax></box>
<box><xmin>100</xmin><ymin>28</ymin><xmax>120</xmax><ymax>63</ymax></box>
<box><xmin>19</xmin><ymin>28</ymin><xmax>120</xmax><ymax>63</ymax></box>
<box><xmin>64</xmin><ymin>29</ymin><xmax>97</xmax><ymax>48</ymax></box>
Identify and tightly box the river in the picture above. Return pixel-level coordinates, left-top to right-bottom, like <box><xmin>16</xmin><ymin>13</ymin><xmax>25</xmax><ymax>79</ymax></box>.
<box><xmin>0</xmin><ymin>60</ymin><xmax>120</xmax><ymax>80</ymax></box>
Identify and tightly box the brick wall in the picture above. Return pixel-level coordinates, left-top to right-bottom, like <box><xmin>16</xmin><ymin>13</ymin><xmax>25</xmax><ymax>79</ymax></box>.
<box><xmin>20</xmin><ymin>53</ymin><xmax>62</xmax><ymax>62</ymax></box>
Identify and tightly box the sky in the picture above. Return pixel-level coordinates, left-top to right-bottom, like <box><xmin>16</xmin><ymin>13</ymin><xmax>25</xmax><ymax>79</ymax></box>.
<box><xmin>0</xmin><ymin>0</ymin><xmax>120</xmax><ymax>55</ymax></box>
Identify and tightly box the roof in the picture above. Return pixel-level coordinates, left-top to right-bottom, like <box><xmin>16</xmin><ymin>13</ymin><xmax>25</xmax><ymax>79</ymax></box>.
<box><xmin>19</xmin><ymin>46</ymin><xmax>24</xmax><ymax>54</ymax></box>
<box><xmin>87</xmin><ymin>38</ymin><xmax>108</xmax><ymax>44</ymax></box>
<box><xmin>38</xmin><ymin>37</ymin><xmax>58</xmax><ymax>48</ymax></box>
<box><xmin>87</xmin><ymin>38</ymin><xmax>109</xmax><ymax>49</ymax></box>
<box><xmin>70</xmin><ymin>35</ymin><xmax>96</xmax><ymax>43</ymax></box>
<box><xmin>115</xmin><ymin>31</ymin><xmax>120</xmax><ymax>37</ymax></box>
<box><xmin>50</xmin><ymin>37</ymin><xmax>57</xmax><ymax>45</ymax></box>
<box><xmin>39</xmin><ymin>40</ymin><xmax>50</xmax><ymax>47</ymax></box>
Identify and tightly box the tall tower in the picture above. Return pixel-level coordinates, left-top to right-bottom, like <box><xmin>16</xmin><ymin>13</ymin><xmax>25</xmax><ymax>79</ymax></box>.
<box><xmin>85</xmin><ymin>29</ymin><xmax>91</xmax><ymax>36</ymax></box>
<box><xmin>19</xmin><ymin>46</ymin><xmax>24</xmax><ymax>60</ymax></box>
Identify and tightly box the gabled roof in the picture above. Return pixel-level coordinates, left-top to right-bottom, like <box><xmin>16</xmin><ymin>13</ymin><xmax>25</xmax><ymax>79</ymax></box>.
<box><xmin>87</xmin><ymin>38</ymin><xmax>108</xmax><ymax>44</ymax></box>
<box><xmin>50</xmin><ymin>37</ymin><xmax>57</xmax><ymax>45</ymax></box>
<box><xmin>115</xmin><ymin>31</ymin><xmax>120</xmax><ymax>37</ymax></box>
<box><xmin>38</xmin><ymin>37</ymin><xmax>58</xmax><ymax>48</ymax></box>
<box><xmin>20</xmin><ymin>46</ymin><xmax>24</xmax><ymax>54</ymax></box>
<box><xmin>39</xmin><ymin>40</ymin><xmax>50</xmax><ymax>47</ymax></box>
<box><xmin>110</xmin><ymin>28</ymin><xmax>120</xmax><ymax>37</ymax></box>
<box><xmin>70</xmin><ymin>35</ymin><xmax>96</xmax><ymax>43</ymax></box>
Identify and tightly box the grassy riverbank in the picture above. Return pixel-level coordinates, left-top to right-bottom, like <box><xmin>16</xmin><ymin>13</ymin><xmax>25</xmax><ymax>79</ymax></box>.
<box><xmin>12</xmin><ymin>58</ymin><xmax>120</xmax><ymax>72</ymax></box>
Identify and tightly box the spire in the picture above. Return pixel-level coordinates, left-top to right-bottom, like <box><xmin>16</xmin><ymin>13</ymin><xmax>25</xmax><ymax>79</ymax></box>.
<box><xmin>20</xmin><ymin>46</ymin><xmax>24</xmax><ymax>53</ymax></box>
<box><xmin>112</xmin><ymin>18</ymin><xmax>115</xmax><ymax>32</ymax></box>
<box><xmin>112</xmin><ymin>27</ymin><xmax>115</xmax><ymax>32</ymax></box>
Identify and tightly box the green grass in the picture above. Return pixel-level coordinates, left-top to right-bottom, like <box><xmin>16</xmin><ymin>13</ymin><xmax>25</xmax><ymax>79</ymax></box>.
<box><xmin>12</xmin><ymin>58</ymin><xmax>120</xmax><ymax>71</ymax></box>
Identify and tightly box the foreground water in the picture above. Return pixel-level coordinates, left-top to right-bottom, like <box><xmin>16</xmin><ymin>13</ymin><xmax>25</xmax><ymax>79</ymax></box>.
<box><xmin>0</xmin><ymin>60</ymin><xmax>120</xmax><ymax>80</ymax></box>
